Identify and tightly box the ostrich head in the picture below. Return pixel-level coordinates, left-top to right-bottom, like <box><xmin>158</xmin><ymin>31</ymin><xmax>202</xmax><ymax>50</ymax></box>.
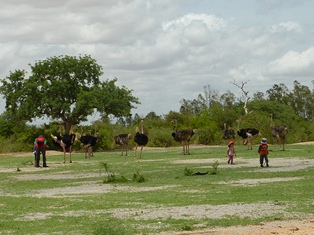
<box><xmin>135</xmin><ymin>127</ymin><xmax>140</xmax><ymax>133</ymax></box>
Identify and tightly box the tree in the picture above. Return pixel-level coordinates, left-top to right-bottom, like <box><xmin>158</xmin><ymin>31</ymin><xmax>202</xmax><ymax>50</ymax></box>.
<box><xmin>266</xmin><ymin>83</ymin><xmax>291</xmax><ymax>105</ymax></box>
<box><xmin>291</xmin><ymin>81</ymin><xmax>314</xmax><ymax>121</ymax></box>
<box><xmin>0</xmin><ymin>55</ymin><xmax>139</xmax><ymax>134</ymax></box>
<box><xmin>230</xmin><ymin>79</ymin><xmax>251</xmax><ymax>115</ymax></box>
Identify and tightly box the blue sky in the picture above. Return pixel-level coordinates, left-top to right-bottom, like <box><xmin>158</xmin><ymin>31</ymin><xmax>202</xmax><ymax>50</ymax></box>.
<box><xmin>0</xmin><ymin>0</ymin><xmax>314</xmax><ymax>123</ymax></box>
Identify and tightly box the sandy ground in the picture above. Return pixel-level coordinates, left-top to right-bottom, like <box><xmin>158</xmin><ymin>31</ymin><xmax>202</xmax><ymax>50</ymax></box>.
<box><xmin>164</xmin><ymin>219</ymin><xmax>314</xmax><ymax>235</ymax></box>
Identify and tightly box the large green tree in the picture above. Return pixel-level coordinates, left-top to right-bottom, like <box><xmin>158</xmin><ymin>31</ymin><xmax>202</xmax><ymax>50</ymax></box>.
<box><xmin>0</xmin><ymin>55</ymin><xmax>139</xmax><ymax>134</ymax></box>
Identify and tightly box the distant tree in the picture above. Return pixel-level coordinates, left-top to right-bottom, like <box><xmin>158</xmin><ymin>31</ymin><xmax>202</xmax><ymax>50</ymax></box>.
<box><xmin>291</xmin><ymin>81</ymin><xmax>314</xmax><ymax>121</ymax></box>
<box><xmin>0</xmin><ymin>111</ymin><xmax>15</xmax><ymax>138</ymax></box>
<box><xmin>266</xmin><ymin>83</ymin><xmax>291</xmax><ymax>105</ymax></box>
<box><xmin>220</xmin><ymin>90</ymin><xmax>236</xmax><ymax>109</ymax></box>
<box><xmin>145</xmin><ymin>111</ymin><xmax>161</xmax><ymax>120</ymax></box>
<box><xmin>0</xmin><ymin>55</ymin><xmax>139</xmax><ymax>134</ymax></box>
<box><xmin>252</xmin><ymin>92</ymin><xmax>265</xmax><ymax>101</ymax></box>
<box><xmin>266</xmin><ymin>81</ymin><xmax>314</xmax><ymax>121</ymax></box>
<box><xmin>133</xmin><ymin>113</ymin><xmax>142</xmax><ymax>124</ymax></box>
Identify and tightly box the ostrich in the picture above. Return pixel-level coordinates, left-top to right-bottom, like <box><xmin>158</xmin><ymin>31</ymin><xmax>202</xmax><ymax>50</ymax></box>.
<box><xmin>50</xmin><ymin>123</ymin><xmax>76</xmax><ymax>163</ymax></box>
<box><xmin>51</xmin><ymin>131</ymin><xmax>76</xmax><ymax>163</ymax></box>
<box><xmin>171</xmin><ymin>120</ymin><xmax>196</xmax><ymax>155</ymax></box>
<box><xmin>114</xmin><ymin>133</ymin><xmax>132</xmax><ymax>156</ymax></box>
<box><xmin>80</xmin><ymin>132</ymin><xmax>98</xmax><ymax>158</ymax></box>
<box><xmin>133</xmin><ymin>120</ymin><xmax>148</xmax><ymax>159</ymax></box>
<box><xmin>222</xmin><ymin>123</ymin><xmax>236</xmax><ymax>141</ymax></box>
<box><xmin>236</xmin><ymin>120</ymin><xmax>261</xmax><ymax>150</ymax></box>
<box><xmin>270</xmin><ymin>114</ymin><xmax>288</xmax><ymax>151</ymax></box>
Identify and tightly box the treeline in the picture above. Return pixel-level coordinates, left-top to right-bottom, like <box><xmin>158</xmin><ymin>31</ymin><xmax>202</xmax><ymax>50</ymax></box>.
<box><xmin>0</xmin><ymin>80</ymin><xmax>313</xmax><ymax>153</ymax></box>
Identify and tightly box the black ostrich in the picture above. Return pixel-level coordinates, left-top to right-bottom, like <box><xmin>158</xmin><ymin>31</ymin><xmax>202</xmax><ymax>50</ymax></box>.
<box><xmin>237</xmin><ymin>128</ymin><xmax>261</xmax><ymax>150</ymax></box>
<box><xmin>133</xmin><ymin>120</ymin><xmax>148</xmax><ymax>159</ymax></box>
<box><xmin>51</xmin><ymin>132</ymin><xmax>76</xmax><ymax>163</ymax></box>
<box><xmin>171</xmin><ymin>120</ymin><xmax>196</xmax><ymax>155</ymax></box>
<box><xmin>80</xmin><ymin>133</ymin><xmax>98</xmax><ymax>158</ymax></box>
<box><xmin>114</xmin><ymin>133</ymin><xmax>132</xmax><ymax>156</ymax></box>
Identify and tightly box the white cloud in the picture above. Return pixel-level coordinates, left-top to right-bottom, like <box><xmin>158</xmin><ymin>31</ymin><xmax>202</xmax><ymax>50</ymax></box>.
<box><xmin>1</xmin><ymin>0</ymin><xmax>314</xmax><ymax>119</ymax></box>
<box><xmin>265</xmin><ymin>47</ymin><xmax>314</xmax><ymax>76</ymax></box>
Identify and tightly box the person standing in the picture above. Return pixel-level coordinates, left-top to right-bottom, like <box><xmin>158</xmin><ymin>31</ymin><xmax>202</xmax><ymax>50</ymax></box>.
<box><xmin>258</xmin><ymin>138</ymin><xmax>269</xmax><ymax>167</ymax></box>
<box><xmin>35</xmin><ymin>135</ymin><xmax>49</xmax><ymax>168</ymax></box>
<box><xmin>227</xmin><ymin>141</ymin><xmax>236</xmax><ymax>164</ymax></box>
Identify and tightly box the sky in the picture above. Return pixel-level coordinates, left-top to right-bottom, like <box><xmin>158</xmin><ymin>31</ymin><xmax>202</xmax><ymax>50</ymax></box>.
<box><xmin>1</xmin><ymin>0</ymin><xmax>314</xmax><ymax>122</ymax></box>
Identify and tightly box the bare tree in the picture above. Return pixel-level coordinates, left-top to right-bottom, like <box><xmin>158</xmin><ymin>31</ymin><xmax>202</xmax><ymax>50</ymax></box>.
<box><xmin>230</xmin><ymin>79</ymin><xmax>251</xmax><ymax>115</ymax></box>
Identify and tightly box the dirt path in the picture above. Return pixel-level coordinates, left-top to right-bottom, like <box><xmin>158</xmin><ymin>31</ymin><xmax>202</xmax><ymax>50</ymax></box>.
<box><xmin>164</xmin><ymin>219</ymin><xmax>314</xmax><ymax>235</ymax></box>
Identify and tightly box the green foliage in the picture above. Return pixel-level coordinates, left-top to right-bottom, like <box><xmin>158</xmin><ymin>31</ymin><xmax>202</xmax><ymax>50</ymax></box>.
<box><xmin>196</xmin><ymin>126</ymin><xmax>218</xmax><ymax>145</ymax></box>
<box><xmin>1</xmin><ymin>76</ymin><xmax>314</xmax><ymax>152</ymax></box>
<box><xmin>0</xmin><ymin>55</ymin><xmax>139</xmax><ymax>134</ymax></box>
<box><xmin>148</xmin><ymin>127</ymin><xmax>174</xmax><ymax>147</ymax></box>
<box><xmin>93</xmin><ymin>223</ymin><xmax>128</xmax><ymax>235</ymax></box>
<box><xmin>133</xmin><ymin>170</ymin><xmax>146</xmax><ymax>183</ymax></box>
<box><xmin>181</xmin><ymin>224</ymin><xmax>193</xmax><ymax>231</ymax></box>
<box><xmin>210</xmin><ymin>161</ymin><xmax>219</xmax><ymax>175</ymax></box>
<box><xmin>184</xmin><ymin>166</ymin><xmax>194</xmax><ymax>176</ymax></box>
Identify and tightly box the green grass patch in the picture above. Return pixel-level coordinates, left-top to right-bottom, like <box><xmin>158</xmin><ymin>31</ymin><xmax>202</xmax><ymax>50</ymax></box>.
<box><xmin>0</xmin><ymin>144</ymin><xmax>313</xmax><ymax>234</ymax></box>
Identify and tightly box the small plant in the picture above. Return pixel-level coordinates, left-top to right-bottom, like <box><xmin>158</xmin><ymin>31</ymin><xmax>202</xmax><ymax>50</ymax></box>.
<box><xmin>210</xmin><ymin>160</ymin><xmax>219</xmax><ymax>175</ymax></box>
<box><xmin>105</xmin><ymin>172</ymin><xmax>116</xmax><ymax>183</ymax></box>
<box><xmin>100</xmin><ymin>162</ymin><xmax>132</xmax><ymax>183</ymax></box>
<box><xmin>133</xmin><ymin>170</ymin><xmax>146</xmax><ymax>183</ymax></box>
<box><xmin>184</xmin><ymin>166</ymin><xmax>194</xmax><ymax>176</ymax></box>
<box><xmin>99</xmin><ymin>161</ymin><xmax>109</xmax><ymax>175</ymax></box>
<box><xmin>100</xmin><ymin>162</ymin><xmax>116</xmax><ymax>183</ymax></box>
<box><xmin>93</xmin><ymin>223</ymin><xmax>128</xmax><ymax>235</ymax></box>
<box><xmin>181</xmin><ymin>224</ymin><xmax>193</xmax><ymax>231</ymax></box>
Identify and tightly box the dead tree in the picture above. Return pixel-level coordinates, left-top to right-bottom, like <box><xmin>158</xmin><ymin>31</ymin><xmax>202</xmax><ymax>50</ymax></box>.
<box><xmin>230</xmin><ymin>79</ymin><xmax>252</xmax><ymax>115</ymax></box>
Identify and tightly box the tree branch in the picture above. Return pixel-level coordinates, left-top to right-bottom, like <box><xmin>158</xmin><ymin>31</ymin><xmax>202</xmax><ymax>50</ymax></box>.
<box><xmin>230</xmin><ymin>78</ymin><xmax>251</xmax><ymax>115</ymax></box>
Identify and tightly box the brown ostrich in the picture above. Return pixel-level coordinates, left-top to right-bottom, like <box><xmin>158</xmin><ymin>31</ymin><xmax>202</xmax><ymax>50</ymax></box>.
<box><xmin>171</xmin><ymin>120</ymin><xmax>196</xmax><ymax>155</ymax></box>
<box><xmin>270</xmin><ymin>113</ymin><xmax>288</xmax><ymax>151</ymax></box>
<box><xmin>133</xmin><ymin>120</ymin><xmax>148</xmax><ymax>159</ymax></box>
<box><xmin>114</xmin><ymin>133</ymin><xmax>132</xmax><ymax>156</ymax></box>
<box><xmin>80</xmin><ymin>130</ymin><xmax>98</xmax><ymax>159</ymax></box>
<box><xmin>222</xmin><ymin>123</ymin><xmax>236</xmax><ymax>141</ymax></box>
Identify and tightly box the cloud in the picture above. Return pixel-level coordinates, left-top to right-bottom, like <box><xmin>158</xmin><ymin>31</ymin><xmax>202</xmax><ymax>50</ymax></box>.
<box><xmin>265</xmin><ymin>47</ymin><xmax>314</xmax><ymax>77</ymax></box>
<box><xmin>1</xmin><ymin>0</ymin><xmax>314</xmax><ymax>119</ymax></box>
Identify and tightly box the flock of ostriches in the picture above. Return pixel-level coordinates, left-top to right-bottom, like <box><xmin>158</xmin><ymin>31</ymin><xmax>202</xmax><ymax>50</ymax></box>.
<box><xmin>50</xmin><ymin>117</ymin><xmax>288</xmax><ymax>163</ymax></box>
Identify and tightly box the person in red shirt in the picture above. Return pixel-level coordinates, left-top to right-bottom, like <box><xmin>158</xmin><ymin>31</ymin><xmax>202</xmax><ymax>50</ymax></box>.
<box><xmin>258</xmin><ymin>138</ymin><xmax>269</xmax><ymax>167</ymax></box>
<box><xmin>35</xmin><ymin>135</ymin><xmax>49</xmax><ymax>168</ymax></box>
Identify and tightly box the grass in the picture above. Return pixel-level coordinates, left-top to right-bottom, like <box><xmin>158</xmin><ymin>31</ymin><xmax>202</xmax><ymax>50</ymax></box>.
<box><xmin>0</xmin><ymin>143</ymin><xmax>313</xmax><ymax>234</ymax></box>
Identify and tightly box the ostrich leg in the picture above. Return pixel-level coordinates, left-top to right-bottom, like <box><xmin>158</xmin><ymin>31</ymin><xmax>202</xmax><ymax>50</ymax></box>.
<box><xmin>140</xmin><ymin>146</ymin><xmax>144</xmax><ymax>159</ymax></box>
<box><xmin>69</xmin><ymin>146</ymin><xmax>72</xmax><ymax>163</ymax></box>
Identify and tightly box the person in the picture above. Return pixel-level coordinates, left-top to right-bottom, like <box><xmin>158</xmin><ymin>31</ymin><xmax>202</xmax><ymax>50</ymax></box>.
<box><xmin>227</xmin><ymin>141</ymin><xmax>236</xmax><ymax>164</ymax></box>
<box><xmin>35</xmin><ymin>135</ymin><xmax>49</xmax><ymax>168</ymax></box>
<box><xmin>258</xmin><ymin>138</ymin><xmax>269</xmax><ymax>167</ymax></box>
